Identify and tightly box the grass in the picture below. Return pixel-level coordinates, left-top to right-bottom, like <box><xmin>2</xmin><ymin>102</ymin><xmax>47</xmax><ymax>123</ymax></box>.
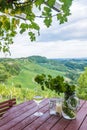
<box><xmin>7</xmin><ymin>61</ymin><xmax>65</xmax><ymax>88</ymax></box>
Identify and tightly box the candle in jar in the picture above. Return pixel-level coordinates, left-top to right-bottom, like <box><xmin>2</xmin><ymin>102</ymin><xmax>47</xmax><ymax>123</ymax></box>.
<box><xmin>56</xmin><ymin>103</ymin><xmax>62</xmax><ymax>115</ymax></box>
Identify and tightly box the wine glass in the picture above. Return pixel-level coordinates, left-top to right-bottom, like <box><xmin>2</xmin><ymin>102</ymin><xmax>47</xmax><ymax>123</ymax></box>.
<box><xmin>33</xmin><ymin>88</ymin><xmax>44</xmax><ymax>116</ymax></box>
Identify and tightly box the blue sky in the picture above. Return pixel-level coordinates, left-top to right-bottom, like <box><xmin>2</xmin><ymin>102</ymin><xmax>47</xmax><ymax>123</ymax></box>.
<box><xmin>0</xmin><ymin>0</ymin><xmax>87</xmax><ymax>58</ymax></box>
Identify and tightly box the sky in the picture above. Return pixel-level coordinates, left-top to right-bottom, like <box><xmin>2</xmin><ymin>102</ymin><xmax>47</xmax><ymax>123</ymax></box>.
<box><xmin>0</xmin><ymin>0</ymin><xmax>87</xmax><ymax>59</ymax></box>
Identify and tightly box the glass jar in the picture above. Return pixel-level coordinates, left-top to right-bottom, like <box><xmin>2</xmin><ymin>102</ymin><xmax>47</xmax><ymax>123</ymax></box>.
<box><xmin>49</xmin><ymin>98</ymin><xmax>56</xmax><ymax>115</ymax></box>
<box><xmin>62</xmin><ymin>93</ymin><xmax>80</xmax><ymax>120</ymax></box>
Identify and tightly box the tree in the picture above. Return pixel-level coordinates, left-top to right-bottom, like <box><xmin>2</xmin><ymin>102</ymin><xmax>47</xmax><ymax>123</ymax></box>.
<box><xmin>34</xmin><ymin>74</ymin><xmax>76</xmax><ymax>96</ymax></box>
<box><xmin>34</xmin><ymin>73</ymin><xmax>46</xmax><ymax>90</ymax></box>
<box><xmin>77</xmin><ymin>68</ymin><xmax>87</xmax><ymax>99</ymax></box>
<box><xmin>0</xmin><ymin>0</ymin><xmax>73</xmax><ymax>53</ymax></box>
<box><xmin>0</xmin><ymin>64</ymin><xmax>9</xmax><ymax>82</ymax></box>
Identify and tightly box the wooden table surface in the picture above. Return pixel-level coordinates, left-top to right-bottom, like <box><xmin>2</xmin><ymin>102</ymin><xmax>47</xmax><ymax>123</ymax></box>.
<box><xmin>0</xmin><ymin>99</ymin><xmax>87</xmax><ymax>130</ymax></box>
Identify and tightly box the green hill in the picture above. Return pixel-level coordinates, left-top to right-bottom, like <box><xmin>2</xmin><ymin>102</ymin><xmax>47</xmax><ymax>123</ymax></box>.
<box><xmin>0</xmin><ymin>56</ymin><xmax>87</xmax><ymax>88</ymax></box>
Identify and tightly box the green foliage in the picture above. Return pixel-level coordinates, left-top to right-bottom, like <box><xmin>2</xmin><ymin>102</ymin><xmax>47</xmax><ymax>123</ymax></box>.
<box><xmin>77</xmin><ymin>67</ymin><xmax>87</xmax><ymax>100</ymax></box>
<box><xmin>45</xmin><ymin>75</ymin><xmax>65</xmax><ymax>94</ymax></box>
<box><xmin>34</xmin><ymin>74</ymin><xmax>76</xmax><ymax>96</ymax></box>
<box><xmin>0</xmin><ymin>84</ymin><xmax>33</xmax><ymax>102</ymax></box>
<box><xmin>42</xmin><ymin>6</ymin><xmax>52</xmax><ymax>27</ymax></box>
<box><xmin>28</xmin><ymin>31</ymin><xmax>36</xmax><ymax>41</ymax></box>
<box><xmin>47</xmin><ymin>0</ymin><xmax>56</xmax><ymax>8</ymax></box>
<box><xmin>57</xmin><ymin>0</ymin><xmax>72</xmax><ymax>23</ymax></box>
<box><xmin>0</xmin><ymin>63</ymin><xmax>9</xmax><ymax>82</ymax></box>
<box><xmin>0</xmin><ymin>0</ymin><xmax>73</xmax><ymax>53</ymax></box>
<box><xmin>0</xmin><ymin>84</ymin><xmax>59</xmax><ymax>103</ymax></box>
<box><xmin>62</xmin><ymin>102</ymin><xmax>76</xmax><ymax>118</ymax></box>
<box><xmin>64</xmin><ymin>83</ymin><xmax>76</xmax><ymax>100</ymax></box>
<box><xmin>15</xmin><ymin>82</ymin><xmax>22</xmax><ymax>88</ymax></box>
<box><xmin>34</xmin><ymin>74</ymin><xmax>46</xmax><ymax>90</ymax></box>
<box><xmin>0</xmin><ymin>15</ymin><xmax>18</xmax><ymax>52</ymax></box>
<box><xmin>0</xmin><ymin>72</ymin><xmax>8</xmax><ymax>82</ymax></box>
<box><xmin>3</xmin><ymin>61</ymin><xmax>21</xmax><ymax>75</ymax></box>
<box><xmin>0</xmin><ymin>61</ymin><xmax>21</xmax><ymax>83</ymax></box>
<box><xmin>29</xmin><ymin>56</ymin><xmax>48</xmax><ymax>63</ymax></box>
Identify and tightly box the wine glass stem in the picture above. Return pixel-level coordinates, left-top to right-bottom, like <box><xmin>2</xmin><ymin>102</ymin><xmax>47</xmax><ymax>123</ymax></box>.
<box><xmin>37</xmin><ymin>104</ymin><xmax>40</xmax><ymax>114</ymax></box>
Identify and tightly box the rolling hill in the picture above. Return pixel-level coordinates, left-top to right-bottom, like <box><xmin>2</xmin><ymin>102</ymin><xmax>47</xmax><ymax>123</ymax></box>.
<box><xmin>0</xmin><ymin>56</ymin><xmax>87</xmax><ymax>88</ymax></box>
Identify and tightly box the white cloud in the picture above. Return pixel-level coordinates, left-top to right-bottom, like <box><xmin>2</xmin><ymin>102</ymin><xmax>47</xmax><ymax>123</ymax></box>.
<box><xmin>0</xmin><ymin>0</ymin><xmax>87</xmax><ymax>59</ymax></box>
<box><xmin>69</xmin><ymin>0</ymin><xmax>87</xmax><ymax>21</ymax></box>
<box><xmin>38</xmin><ymin>0</ymin><xmax>87</xmax><ymax>42</ymax></box>
<box><xmin>1</xmin><ymin>40</ymin><xmax>87</xmax><ymax>59</ymax></box>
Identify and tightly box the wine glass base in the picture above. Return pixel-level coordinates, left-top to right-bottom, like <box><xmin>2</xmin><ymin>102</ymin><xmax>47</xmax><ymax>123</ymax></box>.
<box><xmin>34</xmin><ymin>112</ymin><xmax>43</xmax><ymax>117</ymax></box>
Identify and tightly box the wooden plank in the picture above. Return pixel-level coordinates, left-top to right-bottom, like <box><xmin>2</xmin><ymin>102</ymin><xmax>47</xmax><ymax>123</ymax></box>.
<box><xmin>2</xmin><ymin>99</ymin><xmax>48</xmax><ymax>118</ymax></box>
<box><xmin>0</xmin><ymin>105</ymin><xmax>38</xmax><ymax>130</ymax></box>
<box><xmin>2</xmin><ymin>100</ymin><xmax>34</xmax><ymax>118</ymax></box>
<box><xmin>78</xmin><ymin>100</ymin><xmax>86</xmax><ymax>109</ymax></box>
<box><xmin>65</xmin><ymin>101</ymin><xmax>87</xmax><ymax>130</ymax></box>
<box><xmin>79</xmin><ymin>115</ymin><xmax>87</xmax><ymax>130</ymax></box>
<box><xmin>2</xmin><ymin>100</ymin><xmax>34</xmax><ymax>119</ymax></box>
<box><xmin>10</xmin><ymin>104</ymin><xmax>49</xmax><ymax>130</ymax></box>
<box><xmin>37</xmin><ymin>115</ymin><xmax>62</xmax><ymax>130</ymax></box>
<box><xmin>23</xmin><ymin>111</ymin><xmax>51</xmax><ymax>130</ymax></box>
<box><xmin>50</xmin><ymin>117</ymin><xmax>71</xmax><ymax>130</ymax></box>
<box><xmin>0</xmin><ymin>101</ymin><xmax>36</xmax><ymax>127</ymax></box>
<box><xmin>22</xmin><ymin>98</ymin><xmax>58</xmax><ymax>130</ymax></box>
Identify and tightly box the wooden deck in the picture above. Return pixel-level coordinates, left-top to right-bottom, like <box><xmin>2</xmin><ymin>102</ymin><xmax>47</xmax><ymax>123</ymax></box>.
<box><xmin>0</xmin><ymin>99</ymin><xmax>87</xmax><ymax>130</ymax></box>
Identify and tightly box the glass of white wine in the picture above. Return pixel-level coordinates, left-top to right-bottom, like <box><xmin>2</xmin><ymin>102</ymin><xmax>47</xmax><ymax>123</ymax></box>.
<box><xmin>33</xmin><ymin>88</ymin><xmax>44</xmax><ymax>116</ymax></box>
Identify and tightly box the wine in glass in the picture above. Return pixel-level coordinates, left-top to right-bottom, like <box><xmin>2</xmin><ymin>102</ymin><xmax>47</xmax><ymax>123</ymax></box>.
<box><xmin>33</xmin><ymin>89</ymin><xmax>43</xmax><ymax>116</ymax></box>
